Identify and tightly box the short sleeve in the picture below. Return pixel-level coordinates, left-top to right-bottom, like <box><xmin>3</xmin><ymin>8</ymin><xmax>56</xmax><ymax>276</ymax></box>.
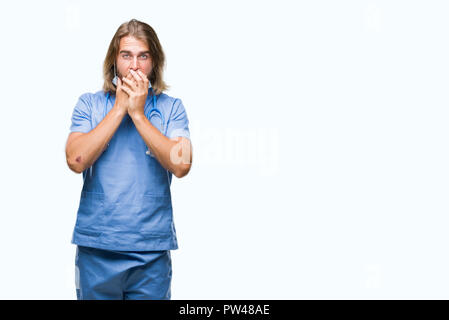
<box><xmin>166</xmin><ymin>98</ymin><xmax>190</xmax><ymax>140</ymax></box>
<box><xmin>69</xmin><ymin>93</ymin><xmax>93</xmax><ymax>133</ymax></box>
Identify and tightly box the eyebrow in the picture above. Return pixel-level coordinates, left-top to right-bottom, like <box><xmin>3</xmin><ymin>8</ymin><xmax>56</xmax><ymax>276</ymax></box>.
<box><xmin>119</xmin><ymin>50</ymin><xmax>151</xmax><ymax>55</ymax></box>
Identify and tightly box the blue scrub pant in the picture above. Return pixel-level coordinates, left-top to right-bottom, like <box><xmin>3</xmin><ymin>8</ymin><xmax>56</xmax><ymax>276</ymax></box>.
<box><xmin>75</xmin><ymin>245</ymin><xmax>172</xmax><ymax>300</ymax></box>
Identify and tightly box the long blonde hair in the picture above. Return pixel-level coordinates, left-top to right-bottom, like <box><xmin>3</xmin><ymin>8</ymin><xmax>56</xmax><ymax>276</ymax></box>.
<box><xmin>103</xmin><ymin>19</ymin><xmax>169</xmax><ymax>95</ymax></box>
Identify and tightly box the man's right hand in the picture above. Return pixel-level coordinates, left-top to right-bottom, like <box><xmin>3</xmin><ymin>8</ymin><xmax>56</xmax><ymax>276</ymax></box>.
<box><xmin>114</xmin><ymin>76</ymin><xmax>130</xmax><ymax>114</ymax></box>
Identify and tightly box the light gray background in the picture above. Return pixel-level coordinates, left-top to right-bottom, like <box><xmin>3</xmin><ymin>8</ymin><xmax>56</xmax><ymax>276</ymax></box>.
<box><xmin>0</xmin><ymin>0</ymin><xmax>448</xmax><ymax>299</ymax></box>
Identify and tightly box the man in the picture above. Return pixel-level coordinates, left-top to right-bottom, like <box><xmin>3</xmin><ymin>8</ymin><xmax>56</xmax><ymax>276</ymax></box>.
<box><xmin>65</xmin><ymin>19</ymin><xmax>192</xmax><ymax>300</ymax></box>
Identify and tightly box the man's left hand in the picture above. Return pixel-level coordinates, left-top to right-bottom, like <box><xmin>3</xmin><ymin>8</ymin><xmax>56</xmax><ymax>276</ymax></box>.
<box><xmin>121</xmin><ymin>69</ymin><xmax>150</xmax><ymax>118</ymax></box>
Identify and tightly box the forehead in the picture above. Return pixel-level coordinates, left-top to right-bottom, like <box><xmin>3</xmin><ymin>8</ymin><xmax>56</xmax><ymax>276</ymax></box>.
<box><xmin>119</xmin><ymin>35</ymin><xmax>149</xmax><ymax>52</ymax></box>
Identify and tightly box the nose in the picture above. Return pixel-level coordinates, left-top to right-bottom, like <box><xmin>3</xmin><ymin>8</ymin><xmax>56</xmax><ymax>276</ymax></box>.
<box><xmin>129</xmin><ymin>57</ymin><xmax>139</xmax><ymax>71</ymax></box>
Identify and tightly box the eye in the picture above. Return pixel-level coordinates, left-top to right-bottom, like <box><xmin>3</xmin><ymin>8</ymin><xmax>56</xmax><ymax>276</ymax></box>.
<box><xmin>122</xmin><ymin>54</ymin><xmax>129</xmax><ymax>58</ymax></box>
<box><xmin>140</xmin><ymin>55</ymin><xmax>148</xmax><ymax>59</ymax></box>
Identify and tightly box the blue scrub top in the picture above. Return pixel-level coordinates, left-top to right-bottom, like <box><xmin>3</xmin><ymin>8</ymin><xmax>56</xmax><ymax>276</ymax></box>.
<box><xmin>69</xmin><ymin>90</ymin><xmax>190</xmax><ymax>251</ymax></box>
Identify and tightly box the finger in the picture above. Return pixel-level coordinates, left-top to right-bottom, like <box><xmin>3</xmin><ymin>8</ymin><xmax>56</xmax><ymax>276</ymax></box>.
<box><xmin>137</xmin><ymin>70</ymin><xmax>149</xmax><ymax>86</ymax></box>
<box><xmin>122</xmin><ymin>76</ymin><xmax>134</xmax><ymax>89</ymax></box>
<box><xmin>120</xmin><ymin>84</ymin><xmax>132</xmax><ymax>96</ymax></box>
<box><xmin>122</xmin><ymin>77</ymin><xmax>137</xmax><ymax>89</ymax></box>
<box><xmin>118</xmin><ymin>78</ymin><xmax>129</xmax><ymax>95</ymax></box>
<box><xmin>129</xmin><ymin>69</ymin><xmax>144</xmax><ymax>86</ymax></box>
<box><xmin>126</xmin><ymin>72</ymin><xmax>137</xmax><ymax>87</ymax></box>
